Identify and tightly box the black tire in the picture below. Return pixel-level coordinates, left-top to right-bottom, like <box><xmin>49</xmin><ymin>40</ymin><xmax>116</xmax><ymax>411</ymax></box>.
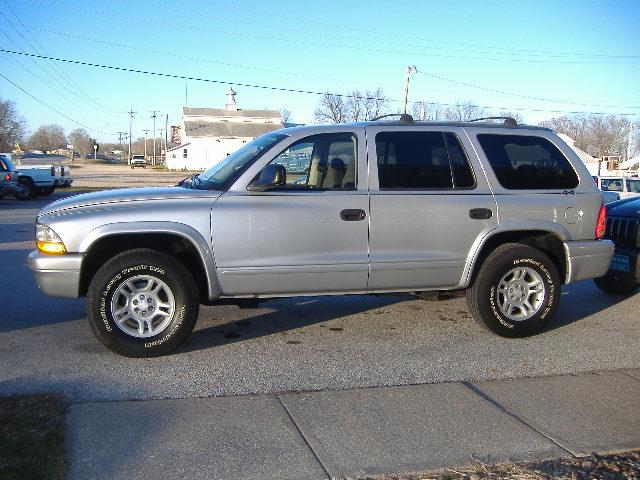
<box><xmin>594</xmin><ymin>273</ymin><xmax>640</xmax><ymax>296</ymax></box>
<box><xmin>86</xmin><ymin>248</ymin><xmax>200</xmax><ymax>357</ymax></box>
<box><xmin>466</xmin><ymin>243</ymin><xmax>560</xmax><ymax>337</ymax></box>
<box><xmin>15</xmin><ymin>178</ymin><xmax>37</xmax><ymax>200</ymax></box>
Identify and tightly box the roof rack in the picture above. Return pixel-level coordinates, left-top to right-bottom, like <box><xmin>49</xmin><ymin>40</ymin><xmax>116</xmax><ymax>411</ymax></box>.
<box><xmin>370</xmin><ymin>113</ymin><xmax>414</xmax><ymax>124</ymax></box>
<box><xmin>468</xmin><ymin>116</ymin><xmax>518</xmax><ymax>128</ymax></box>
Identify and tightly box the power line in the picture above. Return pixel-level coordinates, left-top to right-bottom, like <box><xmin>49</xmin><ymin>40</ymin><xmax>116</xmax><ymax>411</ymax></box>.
<box><xmin>31</xmin><ymin>25</ymin><xmax>639</xmax><ymax>112</ymax></box>
<box><xmin>1</xmin><ymin>0</ymin><xmax>125</xmax><ymax>115</ymax></box>
<box><xmin>2</xmin><ymin>47</ymin><xmax>638</xmax><ymax>117</ymax></box>
<box><xmin>24</xmin><ymin>0</ymin><xmax>640</xmax><ymax>65</ymax></box>
<box><xmin>0</xmin><ymin>71</ymin><xmax>116</xmax><ymax>135</ymax></box>
<box><xmin>107</xmin><ymin>0</ymin><xmax>640</xmax><ymax>61</ymax></box>
<box><xmin>0</xmin><ymin>24</ymin><xmax>105</xmax><ymax>119</ymax></box>
<box><xmin>417</xmin><ymin>71</ymin><xmax>640</xmax><ymax>110</ymax></box>
<box><xmin>28</xmin><ymin>26</ymin><xmax>385</xmax><ymax>88</ymax></box>
<box><xmin>199</xmin><ymin>0</ymin><xmax>637</xmax><ymax>60</ymax></box>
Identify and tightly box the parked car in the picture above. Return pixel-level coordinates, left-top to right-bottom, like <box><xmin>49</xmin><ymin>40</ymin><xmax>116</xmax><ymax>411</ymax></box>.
<box><xmin>130</xmin><ymin>155</ymin><xmax>146</xmax><ymax>169</ymax></box>
<box><xmin>594</xmin><ymin>197</ymin><xmax>640</xmax><ymax>295</ymax></box>
<box><xmin>600</xmin><ymin>189</ymin><xmax>620</xmax><ymax>204</ymax></box>
<box><xmin>58</xmin><ymin>165</ymin><xmax>73</xmax><ymax>188</ymax></box>
<box><xmin>593</xmin><ymin>175</ymin><xmax>640</xmax><ymax>199</ymax></box>
<box><xmin>6</xmin><ymin>154</ymin><xmax>62</xmax><ymax>199</ymax></box>
<box><xmin>0</xmin><ymin>155</ymin><xmax>21</xmax><ymax>199</ymax></box>
<box><xmin>29</xmin><ymin>116</ymin><xmax>614</xmax><ymax>357</ymax></box>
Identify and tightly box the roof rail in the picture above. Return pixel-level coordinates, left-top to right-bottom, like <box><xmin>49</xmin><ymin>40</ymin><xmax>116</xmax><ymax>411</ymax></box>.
<box><xmin>371</xmin><ymin>113</ymin><xmax>414</xmax><ymax>124</ymax></box>
<box><xmin>468</xmin><ymin>116</ymin><xmax>518</xmax><ymax>128</ymax></box>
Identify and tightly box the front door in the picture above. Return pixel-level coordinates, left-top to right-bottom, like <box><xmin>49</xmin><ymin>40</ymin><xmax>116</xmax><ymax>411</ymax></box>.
<box><xmin>211</xmin><ymin>129</ymin><xmax>370</xmax><ymax>295</ymax></box>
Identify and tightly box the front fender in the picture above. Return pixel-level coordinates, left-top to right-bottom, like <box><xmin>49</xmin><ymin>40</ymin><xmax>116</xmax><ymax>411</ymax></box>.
<box><xmin>80</xmin><ymin>221</ymin><xmax>221</xmax><ymax>300</ymax></box>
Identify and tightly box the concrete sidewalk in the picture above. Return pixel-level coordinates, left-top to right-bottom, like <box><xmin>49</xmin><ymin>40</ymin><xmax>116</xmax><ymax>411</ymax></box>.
<box><xmin>66</xmin><ymin>370</ymin><xmax>640</xmax><ymax>480</ymax></box>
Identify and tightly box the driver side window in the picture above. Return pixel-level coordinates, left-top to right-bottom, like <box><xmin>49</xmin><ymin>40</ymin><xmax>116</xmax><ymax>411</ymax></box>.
<box><xmin>266</xmin><ymin>133</ymin><xmax>357</xmax><ymax>190</ymax></box>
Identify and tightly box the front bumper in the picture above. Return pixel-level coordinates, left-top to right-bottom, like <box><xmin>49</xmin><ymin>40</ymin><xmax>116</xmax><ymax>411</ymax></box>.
<box><xmin>564</xmin><ymin>239</ymin><xmax>614</xmax><ymax>284</ymax></box>
<box><xmin>607</xmin><ymin>246</ymin><xmax>640</xmax><ymax>282</ymax></box>
<box><xmin>27</xmin><ymin>251</ymin><xmax>83</xmax><ymax>298</ymax></box>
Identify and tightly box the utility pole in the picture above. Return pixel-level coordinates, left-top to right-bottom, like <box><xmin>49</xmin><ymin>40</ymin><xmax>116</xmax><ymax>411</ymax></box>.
<box><xmin>142</xmin><ymin>129</ymin><xmax>150</xmax><ymax>160</ymax></box>
<box><xmin>165</xmin><ymin>113</ymin><xmax>169</xmax><ymax>166</ymax></box>
<box><xmin>627</xmin><ymin>120</ymin><xmax>634</xmax><ymax>161</ymax></box>
<box><xmin>402</xmin><ymin>65</ymin><xmax>418</xmax><ymax>115</ymax></box>
<box><xmin>150</xmin><ymin>110</ymin><xmax>159</xmax><ymax>166</ymax></box>
<box><xmin>158</xmin><ymin>128</ymin><xmax>165</xmax><ymax>165</ymax></box>
<box><xmin>127</xmin><ymin>109</ymin><xmax>136</xmax><ymax>164</ymax></box>
<box><xmin>117</xmin><ymin>131</ymin><xmax>127</xmax><ymax>163</ymax></box>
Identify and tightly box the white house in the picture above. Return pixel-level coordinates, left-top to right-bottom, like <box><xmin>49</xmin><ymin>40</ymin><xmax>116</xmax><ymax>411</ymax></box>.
<box><xmin>166</xmin><ymin>88</ymin><xmax>283</xmax><ymax>170</ymax></box>
<box><xmin>557</xmin><ymin>133</ymin><xmax>601</xmax><ymax>176</ymax></box>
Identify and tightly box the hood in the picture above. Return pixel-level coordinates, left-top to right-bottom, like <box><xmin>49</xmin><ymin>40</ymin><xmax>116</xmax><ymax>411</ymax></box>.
<box><xmin>39</xmin><ymin>186</ymin><xmax>222</xmax><ymax>215</ymax></box>
<box><xmin>606</xmin><ymin>197</ymin><xmax>640</xmax><ymax>217</ymax></box>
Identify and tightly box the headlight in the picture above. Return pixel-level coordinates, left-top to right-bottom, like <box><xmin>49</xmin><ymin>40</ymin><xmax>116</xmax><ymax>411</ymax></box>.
<box><xmin>36</xmin><ymin>223</ymin><xmax>66</xmax><ymax>254</ymax></box>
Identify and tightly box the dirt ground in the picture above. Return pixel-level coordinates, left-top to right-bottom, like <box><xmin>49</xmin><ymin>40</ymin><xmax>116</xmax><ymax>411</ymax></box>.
<box><xmin>67</xmin><ymin>163</ymin><xmax>196</xmax><ymax>189</ymax></box>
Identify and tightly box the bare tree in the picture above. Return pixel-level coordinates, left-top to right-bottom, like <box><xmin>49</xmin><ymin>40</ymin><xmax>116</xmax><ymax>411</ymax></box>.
<box><xmin>498</xmin><ymin>110</ymin><xmax>524</xmax><ymax>123</ymax></box>
<box><xmin>345</xmin><ymin>91</ymin><xmax>364</xmax><ymax>122</ymax></box>
<box><xmin>361</xmin><ymin>88</ymin><xmax>389</xmax><ymax>120</ymax></box>
<box><xmin>314</xmin><ymin>93</ymin><xmax>346</xmax><ymax>124</ymax></box>
<box><xmin>411</xmin><ymin>102</ymin><xmax>448</xmax><ymax>121</ymax></box>
<box><xmin>0</xmin><ymin>98</ymin><xmax>26</xmax><ymax>152</ymax></box>
<box><xmin>280</xmin><ymin>108</ymin><xmax>291</xmax><ymax>124</ymax></box>
<box><xmin>540</xmin><ymin>114</ymin><xmax>633</xmax><ymax>158</ymax></box>
<box><xmin>68</xmin><ymin>128</ymin><xmax>92</xmax><ymax>156</ymax></box>
<box><xmin>315</xmin><ymin>89</ymin><xmax>390</xmax><ymax>124</ymax></box>
<box><xmin>444</xmin><ymin>100</ymin><xmax>487</xmax><ymax>121</ymax></box>
<box><xmin>27</xmin><ymin>124</ymin><xmax>66</xmax><ymax>152</ymax></box>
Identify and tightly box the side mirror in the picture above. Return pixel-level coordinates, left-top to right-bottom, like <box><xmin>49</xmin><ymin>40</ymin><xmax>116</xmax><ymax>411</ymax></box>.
<box><xmin>247</xmin><ymin>164</ymin><xmax>286</xmax><ymax>191</ymax></box>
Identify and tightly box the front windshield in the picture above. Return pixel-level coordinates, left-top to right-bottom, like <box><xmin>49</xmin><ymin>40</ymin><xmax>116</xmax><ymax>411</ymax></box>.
<box><xmin>0</xmin><ymin>155</ymin><xmax>16</xmax><ymax>171</ymax></box>
<box><xmin>193</xmin><ymin>131</ymin><xmax>289</xmax><ymax>190</ymax></box>
<box><xmin>626</xmin><ymin>179</ymin><xmax>640</xmax><ymax>193</ymax></box>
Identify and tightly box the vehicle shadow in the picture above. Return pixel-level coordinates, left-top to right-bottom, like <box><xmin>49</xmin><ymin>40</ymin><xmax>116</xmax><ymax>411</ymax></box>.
<box><xmin>178</xmin><ymin>294</ymin><xmax>412</xmax><ymax>354</ymax></box>
<box><xmin>543</xmin><ymin>279</ymin><xmax>630</xmax><ymax>333</ymax></box>
<box><xmin>180</xmin><ymin>280</ymin><xmax>631</xmax><ymax>353</ymax></box>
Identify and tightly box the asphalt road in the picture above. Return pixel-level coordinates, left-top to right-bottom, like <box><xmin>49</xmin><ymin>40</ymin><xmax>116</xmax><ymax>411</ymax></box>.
<box><xmin>1</xmin><ymin>194</ymin><xmax>639</xmax><ymax>402</ymax></box>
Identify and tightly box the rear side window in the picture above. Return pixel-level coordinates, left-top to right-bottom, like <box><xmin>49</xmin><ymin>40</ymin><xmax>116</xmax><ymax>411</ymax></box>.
<box><xmin>375</xmin><ymin>131</ymin><xmax>475</xmax><ymax>189</ymax></box>
<box><xmin>0</xmin><ymin>157</ymin><xmax>7</xmax><ymax>171</ymax></box>
<box><xmin>477</xmin><ymin>134</ymin><xmax>579</xmax><ymax>190</ymax></box>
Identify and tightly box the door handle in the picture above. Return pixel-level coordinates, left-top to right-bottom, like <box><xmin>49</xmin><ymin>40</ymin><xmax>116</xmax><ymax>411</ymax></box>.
<box><xmin>340</xmin><ymin>209</ymin><xmax>366</xmax><ymax>221</ymax></box>
<box><xmin>469</xmin><ymin>208</ymin><xmax>493</xmax><ymax>220</ymax></box>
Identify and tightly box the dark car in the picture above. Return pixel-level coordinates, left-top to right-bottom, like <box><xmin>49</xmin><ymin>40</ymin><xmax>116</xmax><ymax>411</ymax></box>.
<box><xmin>594</xmin><ymin>197</ymin><xmax>640</xmax><ymax>295</ymax></box>
<box><xmin>0</xmin><ymin>155</ymin><xmax>20</xmax><ymax>200</ymax></box>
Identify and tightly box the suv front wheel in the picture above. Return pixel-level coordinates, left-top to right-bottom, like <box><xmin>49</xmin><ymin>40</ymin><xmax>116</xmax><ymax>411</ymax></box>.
<box><xmin>86</xmin><ymin>248</ymin><xmax>199</xmax><ymax>357</ymax></box>
<box><xmin>466</xmin><ymin>243</ymin><xmax>560</xmax><ymax>337</ymax></box>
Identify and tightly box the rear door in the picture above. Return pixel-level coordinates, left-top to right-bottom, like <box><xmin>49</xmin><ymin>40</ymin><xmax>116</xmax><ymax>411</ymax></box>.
<box><xmin>366</xmin><ymin>126</ymin><xmax>498</xmax><ymax>290</ymax></box>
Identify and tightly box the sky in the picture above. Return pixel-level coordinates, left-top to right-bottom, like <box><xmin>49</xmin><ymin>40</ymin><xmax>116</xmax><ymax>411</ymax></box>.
<box><xmin>1</xmin><ymin>0</ymin><xmax>639</xmax><ymax>143</ymax></box>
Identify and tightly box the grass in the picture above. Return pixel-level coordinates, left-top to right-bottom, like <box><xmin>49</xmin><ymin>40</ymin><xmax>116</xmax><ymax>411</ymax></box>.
<box><xmin>372</xmin><ymin>450</ymin><xmax>640</xmax><ymax>480</ymax></box>
<box><xmin>0</xmin><ymin>395</ymin><xmax>68</xmax><ymax>480</ymax></box>
<box><xmin>55</xmin><ymin>186</ymin><xmax>110</xmax><ymax>194</ymax></box>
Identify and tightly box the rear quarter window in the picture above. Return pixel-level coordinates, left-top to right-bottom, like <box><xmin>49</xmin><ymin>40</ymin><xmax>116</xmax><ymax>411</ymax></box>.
<box><xmin>477</xmin><ymin>134</ymin><xmax>579</xmax><ymax>190</ymax></box>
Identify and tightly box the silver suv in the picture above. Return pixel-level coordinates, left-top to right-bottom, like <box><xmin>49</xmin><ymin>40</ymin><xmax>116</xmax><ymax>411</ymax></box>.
<box><xmin>28</xmin><ymin>117</ymin><xmax>614</xmax><ymax>357</ymax></box>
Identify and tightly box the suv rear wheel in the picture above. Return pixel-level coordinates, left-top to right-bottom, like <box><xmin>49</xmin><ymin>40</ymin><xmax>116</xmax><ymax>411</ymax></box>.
<box><xmin>466</xmin><ymin>243</ymin><xmax>560</xmax><ymax>337</ymax></box>
<box><xmin>86</xmin><ymin>248</ymin><xmax>199</xmax><ymax>357</ymax></box>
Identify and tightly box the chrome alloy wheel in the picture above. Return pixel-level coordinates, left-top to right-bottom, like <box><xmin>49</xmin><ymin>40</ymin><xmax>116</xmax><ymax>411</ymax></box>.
<box><xmin>110</xmin><ymin>275</ymin><xmax>175</xmax><ymax>338</ymax></box>
<box><xmin>496</xmin><ymin>267</ymin><xmax>545</xmax><ymax>322</ymax></box>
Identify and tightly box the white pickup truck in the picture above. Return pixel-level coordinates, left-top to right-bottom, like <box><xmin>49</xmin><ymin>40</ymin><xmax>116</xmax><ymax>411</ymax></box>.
<box><xmin>1</xmin><ymin>153</ymin><xmax>71</xmax><ymax>199</ymax></box>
